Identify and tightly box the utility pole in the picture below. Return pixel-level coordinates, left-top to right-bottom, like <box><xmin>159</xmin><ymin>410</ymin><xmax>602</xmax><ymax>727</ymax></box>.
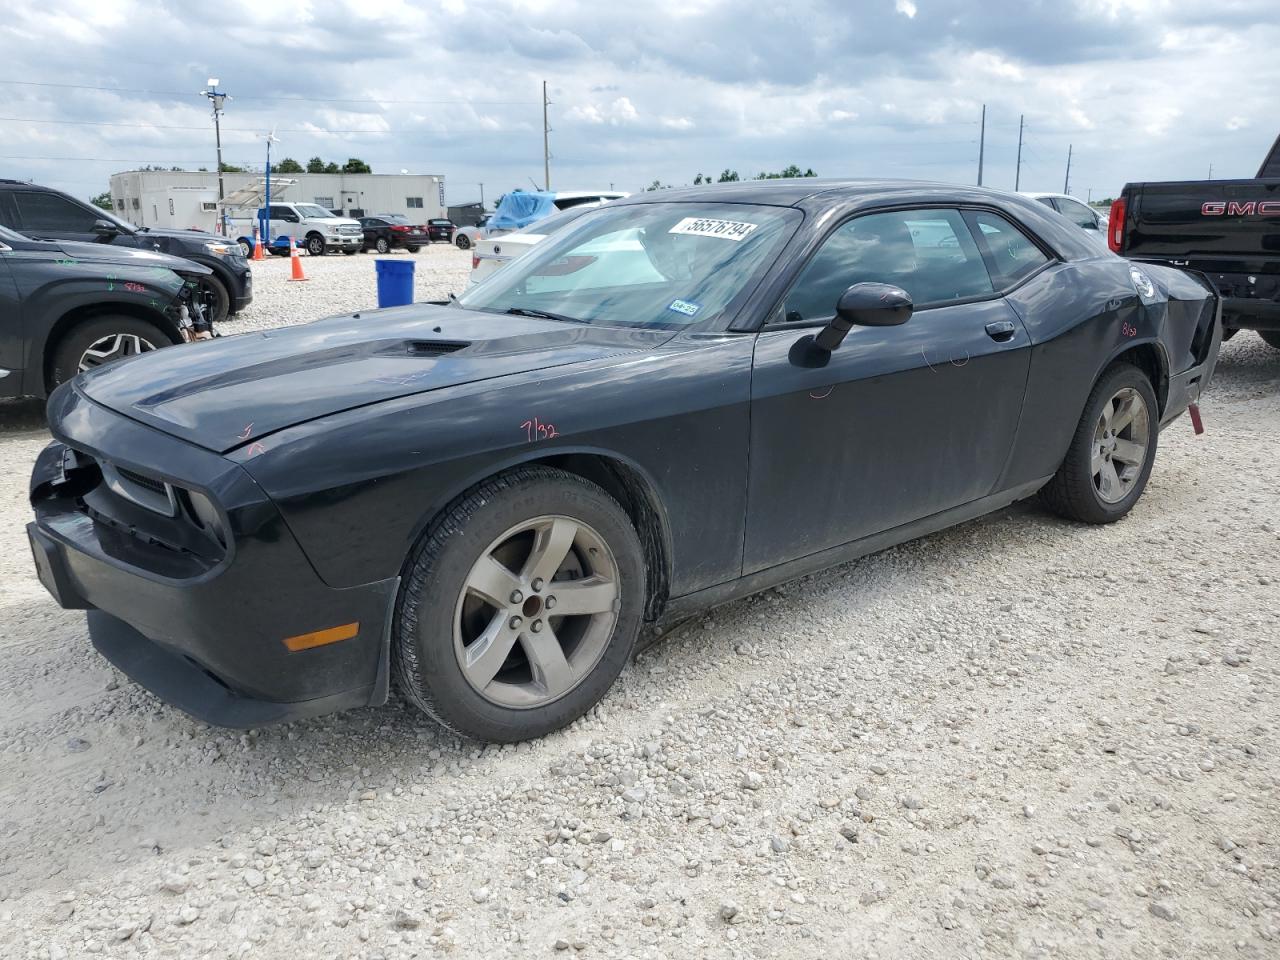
<box><xmin>478</xmin><ymin>182</ymin><xmax>484</xmax><ymax>209</ymax></box>
<box><xmin>1014</xmin><ymin>114</ymin><xmax>1024</xmax><ymax>191</ymax></box>
<box><xmin>1208</xmin><ymin>163</ymin><xmax>1214</xmax><ymax>180</ymax></box>
<box><xmin>977</xmin><ymin>103</ymin><xmax>986</xmax><ymax>186</ymax></box>
<box><xmin>1063</xmin><ymin>144</ymin><xmax>1073</xmax><ymax>194</ymax></box>
<box><xmin>542</xmin><ymin>80</ymin><xmax>551</xmax><ymax>191</ymax></box>
<box><xmin>204</xmin><ymin>78</ymin><xmax>228</xmax><ymax>233</ymax></box>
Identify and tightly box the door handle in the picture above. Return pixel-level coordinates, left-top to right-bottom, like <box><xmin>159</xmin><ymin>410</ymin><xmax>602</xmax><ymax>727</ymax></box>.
<box><xmin>985</xmin><ymin>320</ymin><xmax>1017</xmax><ymax>342</ymax></box>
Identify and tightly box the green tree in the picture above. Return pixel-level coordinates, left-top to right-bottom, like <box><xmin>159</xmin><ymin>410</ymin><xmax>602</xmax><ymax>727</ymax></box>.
<box><xmin>717</xmin><ymin>169</ymin><xmax>739</xmax><ymax>182</ymax></box>
<box><xmin>273</xmin><ymin>157</ymin><xmax>304</xmax><ymax>173</ymax></box>
<box><xmin>754</xmin><ymin>165</ymin><xmax>817</xmax><ymax>180</ymax></box>
<box><xmin>306</xmin><ymin>156</ymin><xmax>326</xmax><ymax>173</ymax></box>
<box><xmin>219</xmin><ymin>161</ymin><xmax>246</xmax><ymax>173</ymax></box>
<box><xmin>90</xmin><ymin>191</ymin><xmax>113</xmax><ymax>211</ymax></box>
<box><xmin>645</xmin><ymin>179</ymin><xmax>668</xmax><ymax>191</ymax></box>
<box><xmin>323</xmin><ymin>162</ymin><xmax>340</xmax><ymax>174</ymax></box>
<box><xmin>692</xmin><ymin>172</ymin><xmax>709</xmax><ymax>185</ymax></box>
<box><xmin>341</xmin><ymin>157</ymin><xmax>372</xmax><ymax>174</ymax></box>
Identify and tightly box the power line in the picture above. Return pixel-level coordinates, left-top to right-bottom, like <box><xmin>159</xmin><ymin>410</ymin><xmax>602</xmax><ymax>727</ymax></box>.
<box><xmin>0</xmin><ymin>78</ymin><xmax>537</xmax><ymax>106</ymax></box>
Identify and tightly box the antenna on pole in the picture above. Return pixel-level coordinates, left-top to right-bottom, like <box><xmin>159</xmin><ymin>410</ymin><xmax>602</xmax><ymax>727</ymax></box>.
<box><xmin>1063</xmin><ymin>143</ymin><xmax>1073</xmax><ymax>194</ymax></box>
<box><xmin>1015</xmin><ymin>114</ymin><xmax>1024</xmax><ymax>191</ymax></box>
<box><xmin>977</xmin><ymin>103</ymin><xmax>986</xmax><ymax>186</ymax></box>
<box><xmin>542</xmin><ymin>80</ymin><xmax>552</xmax><ymax>191</ymax></box>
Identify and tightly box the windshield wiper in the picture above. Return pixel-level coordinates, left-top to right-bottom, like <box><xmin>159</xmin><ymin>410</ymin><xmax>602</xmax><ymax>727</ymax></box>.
<box><xmin>504</xmin><ymin>306</ymin><xmax>581</xmax><ymax>324</ymax></box>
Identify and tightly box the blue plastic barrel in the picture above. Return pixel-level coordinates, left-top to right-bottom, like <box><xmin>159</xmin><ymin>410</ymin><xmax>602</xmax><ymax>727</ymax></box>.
<box><xmin>375</xmin><ymin>258</ymin><xmax>415</xmax><ymax>308</ymax></box>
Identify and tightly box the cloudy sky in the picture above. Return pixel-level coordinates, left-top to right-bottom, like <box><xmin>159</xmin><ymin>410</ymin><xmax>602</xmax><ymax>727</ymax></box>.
<box><xmin>2</xmin><ymin>0</ymin><xmax>1276</xmax><ymax>206</ymax></box>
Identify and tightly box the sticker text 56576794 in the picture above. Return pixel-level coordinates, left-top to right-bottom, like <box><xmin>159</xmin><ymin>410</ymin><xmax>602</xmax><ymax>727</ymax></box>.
<box><xmin>668</xmin><ymin>217</ymin><xmax>759</xmax><ymax>242</ymax></box>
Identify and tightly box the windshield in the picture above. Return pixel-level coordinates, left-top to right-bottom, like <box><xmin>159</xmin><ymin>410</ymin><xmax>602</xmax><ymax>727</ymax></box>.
<box><xmin>294</xmin><ymin>204</ymin><xmax>336</xmax><ymax>218</ymax></box>
<box><xmin>457</xmin><ymin>202</ymin><xmax>800</xmax><ymax>329</ymax></box>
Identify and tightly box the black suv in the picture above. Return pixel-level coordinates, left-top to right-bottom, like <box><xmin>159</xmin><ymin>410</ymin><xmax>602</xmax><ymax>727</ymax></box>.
<box><xmin>0</xmin><ymin>180</ymin><xmax>251</xmax><ymax>323</ymax></box>
<box><xmin>0</xmin><ymin>224</ymin><xmax>214</xmax><ymax>398</ymax></box>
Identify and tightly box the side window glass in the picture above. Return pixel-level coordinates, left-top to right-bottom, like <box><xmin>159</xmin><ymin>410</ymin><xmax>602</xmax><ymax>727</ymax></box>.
<box><xmin>1058</xmin><ymin>198</ymin><xmax>1099</xmax><ymax>230</ymax></box>
<box><xmin>966</xmin><ymin>211</ymin><xmax>1050</xmax><ymax>289</ymax></box>
<box><xmin>13</xmin><ymin>192</ymin><xmax>99</xmax><ymax>233</ymax></box>
<box><xmin>782</xmin><ymin>208</ymin><xmax>993</xmax><ymax>322</ymax></box>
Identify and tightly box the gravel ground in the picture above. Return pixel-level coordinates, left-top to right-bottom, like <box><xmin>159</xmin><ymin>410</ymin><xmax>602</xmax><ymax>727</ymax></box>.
<box><xmin>0</xmin><ymin>257</ymin><xmax>1277</xmax><ymax>959</ymax></box>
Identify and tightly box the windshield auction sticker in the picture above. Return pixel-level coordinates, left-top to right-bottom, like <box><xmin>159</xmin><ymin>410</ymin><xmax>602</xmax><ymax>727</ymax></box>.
<box><xmin>668</xmin><ymin>217</ymin><xmax>759</xmax><ymax>241</ymax></box>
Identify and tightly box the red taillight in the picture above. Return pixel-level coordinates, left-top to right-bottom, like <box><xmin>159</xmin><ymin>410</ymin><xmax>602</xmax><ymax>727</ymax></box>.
<box><xmin>391</xmin><ymin>224</ymin><xmax>411</xmax><ymax>233</ymax></box>
<box><xmin>1108</xmin><ymin>198</ymin><xmax>1126</xmax><ymax>253</ymax></box>
<box><xmin>472</xmin><ymin>255</ymin><xmax>480</xmax><ymax>270</ymax></box>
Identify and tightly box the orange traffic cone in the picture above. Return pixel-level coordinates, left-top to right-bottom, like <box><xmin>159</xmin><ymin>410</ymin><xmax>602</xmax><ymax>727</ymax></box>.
<box><xmin>252</xmin><ymin>226</ymin><xmax>265</xmax><ymax>262</ymax></box>
<box><xmin>289</xmin><ymin>239</ymin><xmax>308</xmax><ymax>281</ymax></box>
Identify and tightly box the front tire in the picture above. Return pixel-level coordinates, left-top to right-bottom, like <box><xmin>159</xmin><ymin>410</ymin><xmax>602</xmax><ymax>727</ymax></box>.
<box><xmin>1258</xmin><ymin>330</ymin><xmax>1280</xmax><ymax>350</ymax></box>
<box><xmin>306</xmin><ymin>234</ymin><xmax>326</xmax><ymax>257</ymax></box>
<box><xmin>375</xmin><ymin>237</ymin><xmax>390</xmax><ymax>254</ymax></box>
<box><xmin>455</xmin><ymin>234</ymin><xmax>472</xmax><ymax>250</ymax></box>
<box><xmin>196</xmin><ymin>275</ymin><xmax>231</xmax><ymax>323</ymax></box>
<box><xmin>394</xmin><ymin>466</ymin><xmax>645</xmax><ymax>742</ymax></box>
<box><xmin>1040</xmin><ymin>362</ymin><xmax>1158</xmax><ymax>524</ymax></box>
<box><xmin>50</xmin><ymin>316</ymin><xmax>168</xmax><ymax>389</ymax></box>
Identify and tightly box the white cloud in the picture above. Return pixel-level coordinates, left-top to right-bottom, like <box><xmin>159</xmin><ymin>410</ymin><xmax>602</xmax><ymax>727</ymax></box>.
<box><xmin>895</xmin><ymin>0</ymin><xmax>917</xmax><ymax>18</ymax></box>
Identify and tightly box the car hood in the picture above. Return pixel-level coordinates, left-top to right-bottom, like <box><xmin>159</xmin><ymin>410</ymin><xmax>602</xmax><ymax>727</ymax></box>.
<box><xmin>77</xmin><ymin>304</ymin><xmax>671</xmax><ymax>453</ymax></box>
<box><xmin>49</xmin><ymin>239</ymin><xmax>210</xmax><ymax>275</ymax></box>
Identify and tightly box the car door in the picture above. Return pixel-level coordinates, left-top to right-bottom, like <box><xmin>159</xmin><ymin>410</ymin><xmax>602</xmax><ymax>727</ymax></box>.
<box><xmin>744</xmin><ymin>207</ymin><xmax>1038</xmax><ymax>574</ymax></box>
<box><xmin>10</xmin><ymin>190</ymin><xmax>120</xmax><ymax>246</ymax></box>
<box><xmin>0</xmin><ymin>247</ymin><xmax>24</xmax><ymax>391</ymax></box>
<box><xmin>267</xmin><ymin>205</ymin><xmax>298</xmax><ymax>243</ymax></box>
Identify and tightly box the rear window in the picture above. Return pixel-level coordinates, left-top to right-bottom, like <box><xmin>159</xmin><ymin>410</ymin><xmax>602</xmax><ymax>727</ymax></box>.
<box><xmin>968</xmin><ymin>211</ymin><xmax>1051</xmax><ymax>288</ymax></box>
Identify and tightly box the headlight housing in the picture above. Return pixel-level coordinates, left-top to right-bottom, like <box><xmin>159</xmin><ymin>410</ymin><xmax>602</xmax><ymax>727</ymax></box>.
<box><xmin>203</xmin><ymin>241</ymin><xmax>236</xmax><ymax>256</ymax></box>
<box><xmin>185</xmin><ymin>489</ymin><xmax>227</xmax><ymax>547</ymax></box>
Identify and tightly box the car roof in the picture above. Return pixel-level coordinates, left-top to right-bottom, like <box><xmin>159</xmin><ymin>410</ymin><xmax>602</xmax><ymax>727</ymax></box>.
<box><xmin>610</xmin><ymin>178</ymin><xmax>1103</xmax><ymax>261</ymax></box>
<box><xmin>553</xmin><ymin>190</ymin><xmax>629</xmax><ymax>200</ymax></box>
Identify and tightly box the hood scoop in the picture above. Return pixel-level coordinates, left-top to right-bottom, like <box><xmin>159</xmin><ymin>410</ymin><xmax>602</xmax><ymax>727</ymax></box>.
<box><xmin>402</xmin><ymin>340</ymin><xmax>471</xmax><ymax>357</ymax></box>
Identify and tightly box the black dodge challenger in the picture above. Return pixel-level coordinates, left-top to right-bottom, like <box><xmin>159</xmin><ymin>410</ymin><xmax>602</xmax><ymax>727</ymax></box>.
<box><xmin>27</xmin><ymin>180</ymin><xmax>1221</xmax><ymax>742</ymax></box>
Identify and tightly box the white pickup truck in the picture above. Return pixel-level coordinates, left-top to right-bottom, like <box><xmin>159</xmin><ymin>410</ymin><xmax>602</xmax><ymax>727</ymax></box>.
<box><xmin>229</xmin><ymin>202</ymin><xmax>364</xmax><ymax>257</ymax></box>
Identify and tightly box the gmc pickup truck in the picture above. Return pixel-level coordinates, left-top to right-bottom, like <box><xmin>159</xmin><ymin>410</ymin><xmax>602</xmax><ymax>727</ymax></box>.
<box><xmin>1108</xmin><ymin>135</ymin><xmax>1280</xmax><ymax>348</ymax></box>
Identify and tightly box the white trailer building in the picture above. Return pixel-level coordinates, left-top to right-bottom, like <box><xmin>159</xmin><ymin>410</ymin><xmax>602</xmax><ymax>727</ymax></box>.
<box><xmin>108</xmin><ymin>170</ymin><xmax>447</xmax><ymax>233</ymax></box>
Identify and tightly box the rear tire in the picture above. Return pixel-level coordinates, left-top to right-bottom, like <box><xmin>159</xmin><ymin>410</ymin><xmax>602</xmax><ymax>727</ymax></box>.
<box><xmin>1039</xmin><ymin>362</ymin><xmax>1159</xmax><ymax>524</ymax></box>
<box><xmin>50</xmin><ymin>316</ymin><xmax>169</xmax><ymax>389</ymax></box>
<box><xmin>1258</xmin><ymin>330</ymin><xmax>1280</xmax><ymax>350</ymax></box>
<box><xmin>394</xmin><ymin>466</ymin><xmax>645</xmax><ymax>742</ymax></box>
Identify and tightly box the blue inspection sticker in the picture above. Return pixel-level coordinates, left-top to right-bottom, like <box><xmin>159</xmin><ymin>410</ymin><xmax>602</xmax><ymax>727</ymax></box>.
<box><xmin>667</xmin><ymin>299</ymin><xmax>702</xmax><ymax>317</ymax></box>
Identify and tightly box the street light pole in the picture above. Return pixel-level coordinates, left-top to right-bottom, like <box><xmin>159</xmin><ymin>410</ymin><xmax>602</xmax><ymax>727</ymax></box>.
<box><xmin>542</xmin><ymin>80</ymin><xmax>551</xmax><ymax>191</ymax></box>
<box><xmin>204</xmin><ymin>79</ymin><xmax>228</xmax><ymax>233</ymax></box>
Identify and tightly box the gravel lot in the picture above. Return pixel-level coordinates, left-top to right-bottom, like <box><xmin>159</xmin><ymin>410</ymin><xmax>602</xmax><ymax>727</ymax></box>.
<box><xmin>1</xmin><ymin>254</ymin><xmax>1277</xmax><ymax>959</ymax></box>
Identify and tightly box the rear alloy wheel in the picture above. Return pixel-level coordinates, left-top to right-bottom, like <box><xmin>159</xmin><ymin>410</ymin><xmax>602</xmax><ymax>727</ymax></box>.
<box><xmin>1040</xmin><ymin>362</ymin><xmax>1158</xmax><ymax>524</ymax></box>
<box><xmin>375</xmin><ymin>237</ymin><xmax>390</xmax><ymax>254</ymax></box>
<box><xmin>456</xmin><ymin>234</ymin><xmax>472</xmax><ymax>250</ymax></box>
<box><xmin>1258</xmin><ymin>330</ymin><xmax>1280</xmax><ymax>350</ymax></box>
<box><xmin>395</xmin><ymin>466</ymin><xmax>644</xmax><ymax>742</ymax></box>
<box><xmin>306</xmin><ymin>234</ymin><xmax>326</xmax><ymax>256</ymax></box>
<box><xmin>50</xmin><ymin>316</ymin><xmax>167</xmax><ymax>389</ymax></box>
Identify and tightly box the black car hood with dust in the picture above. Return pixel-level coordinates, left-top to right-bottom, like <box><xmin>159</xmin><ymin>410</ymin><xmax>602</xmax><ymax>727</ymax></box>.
<box><xmin>77</xmin><ymin>304</ymin><xmax>672</xmax><ymax>453</ymax></box>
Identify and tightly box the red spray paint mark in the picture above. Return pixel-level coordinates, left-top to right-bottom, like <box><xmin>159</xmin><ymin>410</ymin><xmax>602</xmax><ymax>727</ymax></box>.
<box><xmin>1188</xmin><ymin>402</ymin><xmax>1204</xmax><ymax>435</ymax></box>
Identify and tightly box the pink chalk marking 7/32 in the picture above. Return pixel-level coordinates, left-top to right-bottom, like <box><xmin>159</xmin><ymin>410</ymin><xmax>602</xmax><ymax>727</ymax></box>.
<box><xmin>521</xmin><ymin>417</ymin><xmax>559</xmax><ymax>442</ymax></box>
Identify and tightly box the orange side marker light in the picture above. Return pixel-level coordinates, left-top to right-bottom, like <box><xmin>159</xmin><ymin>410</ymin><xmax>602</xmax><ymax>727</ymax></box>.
<box><xmin>283</xmin><ymin>622</ymin><xmax>359</xmax><ymax>652</ymax></box>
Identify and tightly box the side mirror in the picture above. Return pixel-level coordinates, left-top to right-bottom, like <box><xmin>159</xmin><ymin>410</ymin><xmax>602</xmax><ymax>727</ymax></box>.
<box><xmin>92</xmin><ymin>219</ymin><xmax>120</xmax><ymax>239</ymax></box>
<box><xmin>814</xmin><ymin>282</ymin><xmax>912</xmax><ymax>351</ymax></box>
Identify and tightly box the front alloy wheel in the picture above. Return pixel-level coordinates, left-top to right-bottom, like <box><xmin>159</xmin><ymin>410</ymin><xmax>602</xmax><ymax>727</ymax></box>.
<box><xmin>455</xmin><ymin>516</ymin><xmax>620</xmax><ymax>708</ymax></box>
<box><xmin>394</xmin><ymin>466</ymin><xmax>645</xmax><ymax>742</ymax></box>
<box><xmin>79</xmin><ymin>333</ymin><xmax>158</xmax><ymax>372</ymax></box>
